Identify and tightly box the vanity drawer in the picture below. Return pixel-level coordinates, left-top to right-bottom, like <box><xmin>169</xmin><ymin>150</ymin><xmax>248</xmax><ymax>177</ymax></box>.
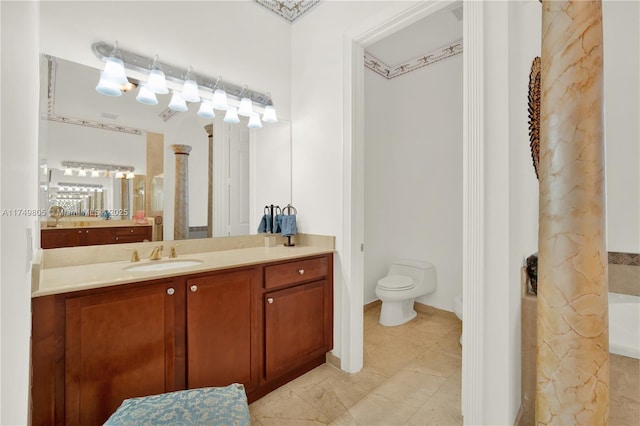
<box><xmin>264</xmin><ymin>256</ymin><xmax>328</xmax><ymax>290</ymax></box>
<box><xmin>114</xmin><ymin>226</ymin><xmax>152</xmax><ymax>243</ymax></box>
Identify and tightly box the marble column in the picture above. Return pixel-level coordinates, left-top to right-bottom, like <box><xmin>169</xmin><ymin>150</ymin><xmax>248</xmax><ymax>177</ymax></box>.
<box><xmin>204</xmin><ymin>124</ymin><xmax>213</xmax><ymax>238</ymax></box>
<box><xmin>172</xmin><ymin>144</ymin><xmax>192</xmax><ymax>240</ymax></box>
<box><xmin>536</xmin><ymin>1</ymin><xmax>609</xmax><ymax>425</ymax></box>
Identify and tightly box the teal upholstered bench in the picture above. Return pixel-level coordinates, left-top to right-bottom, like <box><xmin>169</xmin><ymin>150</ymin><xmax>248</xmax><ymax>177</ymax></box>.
<box><xmin>104</xmin><ymin>383</ymin><xmax>251</xmax><ymax>426</ymax></box>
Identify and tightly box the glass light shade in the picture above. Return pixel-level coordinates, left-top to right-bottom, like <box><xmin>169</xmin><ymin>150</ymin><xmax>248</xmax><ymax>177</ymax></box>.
<box><xmin>115</xmin><ymin>171</ymin><xmax>125</xmax><ymax>179</ymax></box>
<box><xmin>168</xmin><ymin>91</ymin><xmax>188</xmax><ymax>112</ymax></box>
<box><xmin>197</xmin><ymin>101</ymin><xmax>215</xmax><ymax>118</ymax></box>
<box><xmin>146</xmin><ymin>69</ymin><xmax>169</xmax><ymax>94</ymax></box>
<box><xmin>181</xmin><ymin>79</ymin><xmax>200</xmax><ymax>102</ymax></box>
<box><xmin>224</xmin><ymin>106</ymin><xmax>240</xmax><ymax>124</ymax></box>
<box><xmin>212</xmin><ymin>89</ymin><xmax>228</xmax><ymax>110</ymax></box>
<box><xmin>96</xmin><ymin>72</ymin><xmax>122</xmax><ymax>97</ymax></box>
<box><xmin>136</xmin><ymin>84</ymin><xmax>158</xmax><ymax>105</ymax></box>
<box><xmin>237</xmin><ymin>97</ymin><xmax>253</xmax><ymax>117</ymax></box>
<box><xmin>126</xmin><ymin>172</ymin><xmax>135</xmax><ymax>179</ymax></box>
<box><xmin>78</xmin><ymin>169</ymin><xmax>87</xmax><ymax>177</ymax></box>
<box><xmin>102</xmin><ymin>56</ymin><xmax>128</xmax><ymax>85</ymax></box>
<box><xmin>91</xmin><ymin>170</ymin><xmax>100</xmax><ymax>178</ymax></box>
<box><xmin>248</xmin><ymin>113</ymin><xmax>263</xmax><ymax>129</ymax></box>
<box><xmin>262</xmin><ymin>105</ymin><xmax>278</xmax><ymax>123</ymax></box>
<box><xmin>63</xmin><ymin>168</ymin><xmax>73</xmax><ymax>176</ymax></box>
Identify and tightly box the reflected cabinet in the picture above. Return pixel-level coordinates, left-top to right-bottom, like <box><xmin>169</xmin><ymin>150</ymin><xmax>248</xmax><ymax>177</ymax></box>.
<box><xmin>31</xmin><ymin>254</ymin><xmax>333</xmax><ymax>426</ymax></box>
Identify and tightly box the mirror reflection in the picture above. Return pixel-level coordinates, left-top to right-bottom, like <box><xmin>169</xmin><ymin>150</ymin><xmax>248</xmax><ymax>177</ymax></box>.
<box><xmin>39</xmin><ymin>55</ymin><xmax>291</xmax><ymax>248</ymax></box>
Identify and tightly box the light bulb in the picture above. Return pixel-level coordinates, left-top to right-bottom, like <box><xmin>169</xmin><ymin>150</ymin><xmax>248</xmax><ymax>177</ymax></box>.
<box><xmin>126</xmin><ymin>172</ymin><xmax>135</xmax><ymax>179</ymax></box>
<box><xmin>115</xmin><ymin>171</ymin><xmax>124</xmax><ymax>179</ymax></box>
<box><xmin>168</xmin><ymin>90</ymin><xmax>188</xmax><ymax>112</ymax></box>
<box><xmin>197</xmin><ymin>101</ymin><xmax>215</xmax><ymax>118</ymax></box>
<box><xmin>224</xmin><ymin>106</ymin><xmax>240</xmax><ymax>124</ymax></box>
<box><xmin>64</xmin><ymin>168</ymin><xmax>73</xmax><ymax>176</ymax></box>
<box><xmin>78</xmin><ymin>169</ymin><xmax>87</xmax><ymax>177</ymax></box>
<box><xmin>146</xmin><ymin>55</ymin><xmax>169</xmax><ymax>94</ymax></box>
<box><xmin>136</xmin><ymin>84</ymin><xmax>158</xmax><ymax>105</ymax></box>
<box><xmin>91</xmin><ymin>170</ymin><xmax>100</xmax><ymax>178</ymax></box>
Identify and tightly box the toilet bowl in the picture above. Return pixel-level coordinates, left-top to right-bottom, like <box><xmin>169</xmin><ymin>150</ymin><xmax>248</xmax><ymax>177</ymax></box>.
<box><xmin>453</xmin><ymin>294</ymin><xmax>463</xmax><ymax>345</ymax></box>
<box><xmin>375</xmin><ymin>260</ymin><xmax>436</xmax><ymax>326</ymax></box>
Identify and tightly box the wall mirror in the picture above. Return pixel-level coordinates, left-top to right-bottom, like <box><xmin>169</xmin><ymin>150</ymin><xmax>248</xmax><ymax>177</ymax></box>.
<box><xmin>38</xmin><ymin>55</ymin><xmax>292</xmax><ymax>247</ymax></box>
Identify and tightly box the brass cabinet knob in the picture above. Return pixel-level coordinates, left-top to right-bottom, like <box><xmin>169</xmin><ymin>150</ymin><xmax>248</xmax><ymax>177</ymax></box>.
<box><xmin>267</xmin><ymin>297</ymin><xmax>274</xmax><ymax>304</ymax></box>
<box><xmin>167</xmin><ymin>288</ymin><xmax>175</xmax><ymax>295</ymax></box>
<box><xmin>190</xmin><ymin>285</ymin><xmax>198</xmax><ymax>293</ymax></box>
<box><xmin>298</xmin><ymin>269</ymin><xmax>305</xmax><ymax>275</ymax></box>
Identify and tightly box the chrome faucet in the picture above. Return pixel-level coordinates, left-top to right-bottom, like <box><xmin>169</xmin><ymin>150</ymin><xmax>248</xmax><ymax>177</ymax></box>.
<box><xmin>149</xmin><ymin>245</ymin><xmax>164</xmax><ymax>260</ymax></box>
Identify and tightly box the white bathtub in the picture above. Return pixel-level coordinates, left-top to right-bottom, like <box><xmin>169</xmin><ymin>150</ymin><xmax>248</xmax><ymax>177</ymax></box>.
<box><xmin>609</xmin><ymin>292</ymin><xmax>640</xmax><ymax>359</ymax></box>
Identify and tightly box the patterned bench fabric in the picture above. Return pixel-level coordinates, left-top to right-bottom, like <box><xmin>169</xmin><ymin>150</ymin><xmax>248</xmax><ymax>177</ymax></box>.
<box><xmin>104</xmin><ymin>383</ymin><xmax>251</xmax><ymax>426</ymax></box>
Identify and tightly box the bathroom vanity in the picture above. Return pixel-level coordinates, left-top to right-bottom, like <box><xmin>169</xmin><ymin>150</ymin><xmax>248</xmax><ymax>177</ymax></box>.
<box><xmin>41</xmin><ymin>222</ymin><xmax>153</xmax><ymax>248</ymax></box>
<box><xmin>30</xmin><ymin>236</ymin><xmax>334</xmax><ymax>426</ymax></box>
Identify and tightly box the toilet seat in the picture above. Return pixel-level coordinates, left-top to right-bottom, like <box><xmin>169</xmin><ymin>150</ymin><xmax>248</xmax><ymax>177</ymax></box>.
<box><xmin>377</xmin><ymin>275</ymin><xmax>415</xmax><ymax>291</ymax></box>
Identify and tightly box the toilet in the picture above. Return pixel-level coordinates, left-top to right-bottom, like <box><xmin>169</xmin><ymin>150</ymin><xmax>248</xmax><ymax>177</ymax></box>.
<box><xmin>375</xmin><ymin>259</ymin><xmax>436</xmax><ymax>326</ymax></box>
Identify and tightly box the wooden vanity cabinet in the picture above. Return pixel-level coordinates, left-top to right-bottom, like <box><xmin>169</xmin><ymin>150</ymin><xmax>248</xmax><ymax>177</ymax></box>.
<box><xmin>64</xmin><ymin>281</ymin><xmax>180</xmax><ymax>426</ymax></box>
<box><xmin>31</xmin><ymin>254</ymin><xmax>333</xmax><ymax>426</ymax></box>
<box><xmin>41</xmin><ymin>225</ymin><xmax>152</xmax><ymax>249</ymax></box>
<box><xmin>263</xmin><ymin>255</ymin><xmax>333</xmax><ymax>382</ymax></box>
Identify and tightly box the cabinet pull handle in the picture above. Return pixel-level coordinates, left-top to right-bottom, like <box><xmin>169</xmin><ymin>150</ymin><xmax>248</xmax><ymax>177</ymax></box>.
<box><xmin>298</xmin><ymin>269</ymin><xmax>305</xmax><ymax>275</ymax></box>
<box><xmin>267</xmin><ymin>297</ymin><xmax>274</xmax><ymax>304</ymax></box>
<box><xmin>190</xmin><ymin>285</ymin><xmax>198</xmax><ymax>293</ymax></box>
<box><xmin>167</xmin><ymin>288</ymin><xmax>175</xmax><ymax>295</ymax></box>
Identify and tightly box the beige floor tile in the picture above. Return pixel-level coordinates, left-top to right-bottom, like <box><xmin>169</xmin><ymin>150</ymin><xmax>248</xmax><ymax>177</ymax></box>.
<box><xmin>293</xmin><ymin>376</ymin><xmax>350</xmax><ymax>422</ymax></box>
<box><xmin>403</xmin><ymin>349</ymin><xmax>462</xmax><ymax>378</ymax></box>
<box><xmin>328</xmin><ymin>411</ymin><xmax>358</xmax><ymax>426</ymax></box>
<box><xmin>610</xmin><ymin>354</ymin><xmax>640</xmax><ymax>403</ymax></box>
<box><xmin>328</xmin><ymin>366</ymin><xmax>388</xmax><ymax>408</ymax></box>
<box><xmin>434</xmin><ymin>336</ymin><xmax>462</xmax><ymax>359</ymax></box>
<box><xmin>348</xmin><ymin>393</ymin><xmax>421</xmax><ymax>426</ymax></box>
<box><xmin>371</xmin><ymin>369</ymin><xmax>448</xmax><ymax>410</ymax></box>
<box><xmin>365</xmin><ymin>344</ymin><xmax>419</xmax><ymax>377</ymax></box>
<box><xmin>405</xmin><ymin>391</ymin><xmax>462</xmax><ymax>426</ymax></box>
<box><xmin>609</xmin><ymin>395</ymin><xmax>640</xmax><ymax>426</ymax></box>
<box><xmin>249</xmin><ymin>386</ymin><xmax>331</xmax><ymax>424</ymax></box>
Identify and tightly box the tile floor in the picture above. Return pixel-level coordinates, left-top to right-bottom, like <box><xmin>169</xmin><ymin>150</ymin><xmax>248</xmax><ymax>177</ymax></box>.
<box><xmin>249</xmin><ymin>303</ymin><xmax>463</xmax><ymax>425</ymax></box>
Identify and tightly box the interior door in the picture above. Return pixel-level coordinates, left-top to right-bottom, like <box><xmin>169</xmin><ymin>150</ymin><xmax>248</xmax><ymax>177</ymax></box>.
<box><xmin>228</xmin><ymin>125</ymin><xmax>250</xmax><ymax>236</ymax></box>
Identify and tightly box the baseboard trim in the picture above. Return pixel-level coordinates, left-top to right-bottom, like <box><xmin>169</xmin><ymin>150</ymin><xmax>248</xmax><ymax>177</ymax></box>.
<box><xmin>414</xmin><ymin>301</ymin><xmax>458</xmax><ymax>320</ymax></box>
<box><xmin>326</xmin><ymin>351</ymin><xmax>341</xmax><ymax>369</ymax></box>
<box><xmin>363</xmin><ymin>299</ymin><xmax>382</xmax><ymax>311</ymax></box>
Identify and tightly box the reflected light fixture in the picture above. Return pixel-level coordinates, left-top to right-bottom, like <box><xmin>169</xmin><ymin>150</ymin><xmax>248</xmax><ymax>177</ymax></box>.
<box><xmin>237</xmin><ymin>86</ymin><xmax>253</xmax><ymax>117</ymax></box>
<box><xmin>64</xmin><ymin>167</ymin><xmax>73</xmax><ymax>176</ymax></box>
<box><xmin>95</xmin><ymin>71</ymin><xmax>123</xmax><ymax>97</ymax></box>
<box><xmin>197</xmin><ymin>100</ymin><xmax>215</xmax><ymax>119</ymax></box>
<box><xmin>61</xmin><ymin>161</ymin><xmax>134</xmax><ymax>179</ymax></box>
<box><xmin>224</xmin><ymin>106</ymin><xmax>240</xmax><ymax>124</ymax></box>
<box><xmin>77</xmin><ymin>169</ymin><xmax>87</xmax><ymax>177</ymax></box>
<box><xmin>168</xmin><ymin>90</ymin><xmax>188</xmax><ymax>112</ymax></box>
<box><xmin>181</xmin><ymin>66</ymin><xmax>200</xmax><ymax>102</ymax></box>
<box><xmin>126</xmin><ymin>172</ymin><xmax>135</xmax><ymax>179</ymax></box>
<box><xmin>262</xmin><ymin>92</ymin><xmax>278</xmax><ymax>123</ymax></box>
<box><xmin>248</xmin><ymin>113</ymin><xmax>263</xmax><ymax>129</ymax></box>
<box><xmin>91</xmin><ymin>169</ymin><xmax>100</xmax><ymax>178</ymax></box>
<box><xmin>115</xmin><ymin>171</ymin><xmax>125</xmax><ymax>179</ymax></box>
<box><xmin>211</xmin><ymin>76</ymin><xmax>228</xmax><ymax>110</ymax></box>
<box><xmin>136</xmin><ymin>84</ymin><xmax>158</xmax><ymax>105</ymax></box>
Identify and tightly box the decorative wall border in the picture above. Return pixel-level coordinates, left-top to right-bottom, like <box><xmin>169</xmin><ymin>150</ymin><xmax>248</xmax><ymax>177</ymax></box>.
<box><xmin>254</xmin><ymin>0</ymin><xmax>321</xmax><ymax>22</ymax></box>
<box><xmin>364</xmin><ymin>38</ymin><xmax>463</xmax><ymax>79</ymax></box>
<box><xmin>608</xmin><ymin>251</ymin><xmax>640</xmax><ymax>266</ymax></box>
<box><xmin>46</xmin><ymin>57</ymin><xmax>143</xmax><ymax>136</ymax></box>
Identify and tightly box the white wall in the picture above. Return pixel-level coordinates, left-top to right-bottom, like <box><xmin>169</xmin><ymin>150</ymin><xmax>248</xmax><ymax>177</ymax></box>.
<box><xmin>363</xmin><ymin>55</ymin><xmax>463</xmax><ymax>311</ymax></box>
<box><xmin>0</xmin><ymin>2</ymin><xmax>40</xmax><ymax>423</ymax></box>
<box><xmin>603</xmin><ymin>0</ymin><xmax>640</xmax><ymax>253</ymax></box>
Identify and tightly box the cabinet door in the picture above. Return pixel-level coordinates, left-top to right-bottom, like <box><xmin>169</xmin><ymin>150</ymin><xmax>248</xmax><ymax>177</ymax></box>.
<box><xmin>41</xmin><ymin>229</ymin><xmax>81</xmax><ymax>249</ymax></box>
<box><xmin>265</xmin><ymin>280</ymin><xmax>327</xmax><ymax>380</ymax></box>
<box><xmin>82</xmin><ymin>227</ymin><xmax>115</xmax><ymax>246</ymax></box>
<box><xmin>114</xmin><ymin>226</ymin><xmax>152</xmax><ymax>243</ymax></box>
<box><xmin>186</xmin><ymin>269</ymin><xmax>258</xmax><ymax>391</ymax></box>
<box><xmin>65</xmin><ymin>282</ymin><xmax>178</xmax><ymax>426</ymax></box>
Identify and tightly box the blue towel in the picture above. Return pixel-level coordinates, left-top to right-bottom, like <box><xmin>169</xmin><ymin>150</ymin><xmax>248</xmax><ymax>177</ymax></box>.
<box><xmin>258</xmin><ymin>214</ymin><xmax>273</xmax><ymax>233</ymax></box>
<box><xmin>273</xmin><ymin>214</ymin><xmax>283</xmax><ymax>233</ymax></box>
<box><xmin>281</xmin><ymin>215</ymin><xmax>297</xmax><ymax>237</ymax></box>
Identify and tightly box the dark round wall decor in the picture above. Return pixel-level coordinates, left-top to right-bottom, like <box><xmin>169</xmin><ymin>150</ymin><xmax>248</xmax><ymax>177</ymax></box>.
<box><xmin>528</xmin><ymin>56</ymin><xmax>541</xmax><ymax>180</ymax></box>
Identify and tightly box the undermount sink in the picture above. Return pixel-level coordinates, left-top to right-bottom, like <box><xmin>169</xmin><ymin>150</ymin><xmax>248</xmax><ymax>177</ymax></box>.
<box><xmin>124</xmin><ymin>259</ymin><xmax>203</xmax><ymax>272</ymax></box>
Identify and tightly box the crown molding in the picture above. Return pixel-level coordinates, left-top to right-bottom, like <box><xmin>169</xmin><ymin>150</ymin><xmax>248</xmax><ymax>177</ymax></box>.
<box><xmin>254</xmin><ymin>0</ymin><xmax>321</xmax><ymax>22</ymax></box>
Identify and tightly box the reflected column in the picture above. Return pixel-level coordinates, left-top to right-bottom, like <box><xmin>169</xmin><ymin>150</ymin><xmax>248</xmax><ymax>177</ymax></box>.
<box><xmin>536</xmin><ymin>1</ymin><xmax>609</xmax><ymax>424</ymax></box>
<box><xmin>204</xmin><ymin>124</ymin><xmax>213</xmax><ymax>238</ymax></box>
<box><xmin>172</xmin><ymin>144</ymin><xmax>192</xmax><ymax>240</ymax></box>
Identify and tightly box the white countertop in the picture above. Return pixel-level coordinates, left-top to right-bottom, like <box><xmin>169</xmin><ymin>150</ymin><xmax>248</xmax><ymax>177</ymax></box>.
<box><xmin>34</xmin><ymin>244</ymin><xmax>333</xmax><ymax>298</ymax></box>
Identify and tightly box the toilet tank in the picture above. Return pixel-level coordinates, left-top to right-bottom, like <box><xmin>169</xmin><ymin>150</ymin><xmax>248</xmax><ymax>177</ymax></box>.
<box><xmin>388</xmin><ymin>259</ymin><xmax>436</xmax><ymax>292</ymax></box>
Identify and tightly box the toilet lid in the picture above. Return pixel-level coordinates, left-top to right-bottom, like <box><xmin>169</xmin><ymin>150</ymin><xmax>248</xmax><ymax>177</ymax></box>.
<box><xmin>378</xmin><ymin>275</ymin><xmax>415</xmax><ymax>291</ymax></box>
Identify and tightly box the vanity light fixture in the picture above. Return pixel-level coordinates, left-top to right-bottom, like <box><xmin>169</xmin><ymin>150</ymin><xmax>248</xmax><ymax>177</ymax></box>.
<box><xmin>61</xmin><ymin>161</ymin><xmax>134</xmax><ymax>179</ymax></box>
<box><xmin>115</xmin><ymin>171</ymin><xmax>125</xmax><ymax>179</ymax></box>
<box><xmin>146</xmin><ymin>55</ymin><xmax>169</xmax><ymax>94</ymax></box>
<box><xmin>126</xmin><ymin>172</ymin><xmax>135</xmax><ymax>179</ymax></box>
<box><xmin>168</xmin><ymin>90</ymin><xmax>188</xmax><ymax>112</ymax></box>
<box><xmin>237</xmin><ymin>86</ymin><xmax>254</xmax><ymax>117</ymax></box>
<box><xmin>197</xmin><ymin>100</ymin><xmax>215</xmax><ymax>119</ymax></box>
<box><xmin>136</xmin><ymin>84</ymin><xmax>158</xmax><ymax>105</ymax></box>
<box><xmin>248</xmin><ymin>113</ymin><xmax>263</xmax><ymax>129</ymax></box>
<box><xmin>92</xmin><ymin>41</ymin><xmax>278</xmax><ymax>129</ymax></box>
<box><xmin>224</xmin><ymin>106</ymin><xmax>240</xmax><ymax>124</ymax></box>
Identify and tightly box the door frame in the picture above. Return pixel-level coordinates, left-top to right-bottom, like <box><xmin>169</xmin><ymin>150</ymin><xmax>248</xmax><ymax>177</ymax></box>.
<box><xmin>342</xmin><ymin>0</ymin><xmax>485</xmax><ymax>423</ymax></box>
